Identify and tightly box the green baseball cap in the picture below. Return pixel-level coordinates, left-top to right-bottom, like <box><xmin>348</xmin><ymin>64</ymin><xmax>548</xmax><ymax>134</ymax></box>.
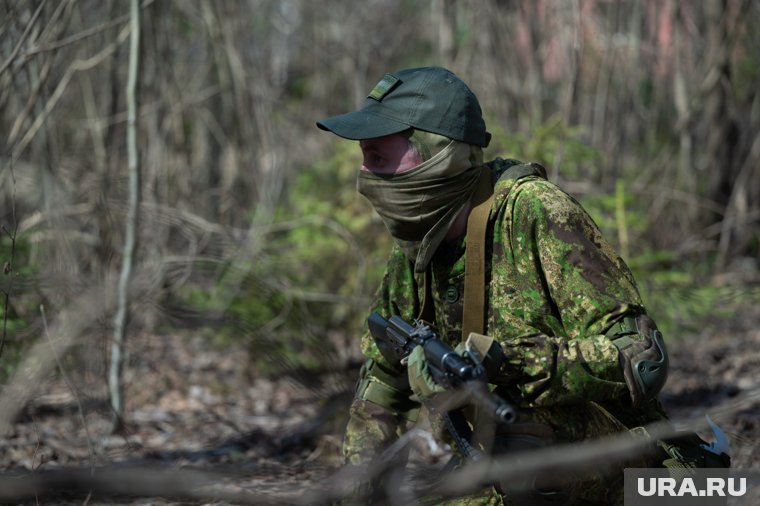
<box><xmin>317</xmin><ymin>67</ymin><xmax>491</xmax><ymax>147</ymax></box>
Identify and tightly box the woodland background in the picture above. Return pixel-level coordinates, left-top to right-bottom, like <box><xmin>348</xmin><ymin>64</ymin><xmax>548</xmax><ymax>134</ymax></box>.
<box><xmin>1</xmin><ymin>0</ymin><xmax>760</xmax><ymax>503</ymax></box>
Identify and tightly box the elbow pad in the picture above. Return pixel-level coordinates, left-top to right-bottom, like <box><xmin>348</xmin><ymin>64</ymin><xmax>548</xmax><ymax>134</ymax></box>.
<box><xmin>609</xmin><ymin>314</ymin><xmax>669</xmax><ymax>407</ymax></box>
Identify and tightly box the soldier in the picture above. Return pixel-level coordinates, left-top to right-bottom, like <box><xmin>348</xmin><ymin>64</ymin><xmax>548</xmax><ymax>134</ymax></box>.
<box><xmin>317</xmin><ymin>67</ymin><xmax>671</xmax><ymax>504</ymax></box>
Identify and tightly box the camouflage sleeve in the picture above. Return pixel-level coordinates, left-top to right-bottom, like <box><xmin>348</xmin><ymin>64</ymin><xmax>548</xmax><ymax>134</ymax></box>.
<box><xmin>342</xmin><ymin>362</ymin><xmax>415</xmax><ymax>465</ymax></box>
<box><xmin>495</xmin><ymin>179</ymin><xmax>646</xmax><ymax>406</ymax></box>
<box><xmin>359</xmin><ymin>245</ymin><xmax>421</xmax><ymax>367</ymax></box>
<box><xmin>343</xmin><ymin>247</ymin><xmax>421</xmax><ymax>464</ymax></box>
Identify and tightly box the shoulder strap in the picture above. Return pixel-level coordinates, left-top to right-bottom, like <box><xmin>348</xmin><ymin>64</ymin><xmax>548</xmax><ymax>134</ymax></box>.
<box><xmin>462</xmin><ymin>168</ymin><xmax>495</xmax><ymax>339</ymax></box>
<box><xmin>420</xmin><ymin>162</ymin><xmax>547</xmax><ymax>336</ymax></box>
<box><xmin>462</xmin><ymin>162</ymin><xmax>548</xmax><ymax>340</ymax></box>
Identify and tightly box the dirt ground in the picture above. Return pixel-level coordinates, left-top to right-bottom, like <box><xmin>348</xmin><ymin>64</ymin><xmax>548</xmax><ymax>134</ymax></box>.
<box><xmin>657</xmin><ymin>300</ymin><xmax>760</xmax><ymax>471</ymax></box>
<box><xmin>1</xmin><ymin>297</ymin><xmax>759</xmax><ymax>505</ymax></box>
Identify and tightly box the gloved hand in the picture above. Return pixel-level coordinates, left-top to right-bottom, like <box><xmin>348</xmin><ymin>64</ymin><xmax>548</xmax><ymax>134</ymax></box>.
<box><xmin>406</xmin><ymin>334</ymin><xmax>507</xmax><ymax>403</ymax></box>
<box><xmin>406</xmin><ymin>345</ymin><xmax>445</xmax><ymax>403</ymax></box>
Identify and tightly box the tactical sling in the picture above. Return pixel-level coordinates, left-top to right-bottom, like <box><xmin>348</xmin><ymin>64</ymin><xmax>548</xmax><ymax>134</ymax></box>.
<box><xmin>418</xmin><ymin>161</ymin><xmax>547</xmax><ymax>338</ymax></box>
<box><xmin>462</xmin><ymin>167</ymin><xmax>495</xmax><ymax>338</ymax></box>
<box><xmin>415</xmin><ymin>162</ymin><xmax>547</xmax><ymax>465</ymax></box>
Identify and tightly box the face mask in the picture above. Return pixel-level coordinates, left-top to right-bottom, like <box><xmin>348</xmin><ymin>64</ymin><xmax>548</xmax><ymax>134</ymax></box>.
<box><xmin>357</xmin><ymin>139</ymin><xmax>484</xmax><ymax>272</ymax></box>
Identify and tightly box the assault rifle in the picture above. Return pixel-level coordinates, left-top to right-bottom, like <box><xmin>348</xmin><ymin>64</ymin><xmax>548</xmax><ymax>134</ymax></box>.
<box><xmin>367</xmin><ymin>311</ymin><xmax>516</xmax><ymax>425</ymax></box>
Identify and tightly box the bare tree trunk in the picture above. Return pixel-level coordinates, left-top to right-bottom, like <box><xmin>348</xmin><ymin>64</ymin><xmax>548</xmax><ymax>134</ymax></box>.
<box><xmin>431</xmin><ymin>0</ymin><xmax>455</xmax><ymax>62</ymax></box>
<box><xmin>703</xmin><ymin>0</ymin><xmax>739</xmax><ymax>267</ymax></box>
<box><xmin>672</xmin><ymin>0</ymin><xmax>697</xmax><ymax>224</ymax></box>
<box><xmin>109</xmin><ymin>0</ymin><xmax>141</xmax><ymax>432</ymax></box>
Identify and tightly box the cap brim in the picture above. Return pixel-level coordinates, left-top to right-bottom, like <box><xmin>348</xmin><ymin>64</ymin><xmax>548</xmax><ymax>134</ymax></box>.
<box><xmin>317</xmin><ymin>110</ymin><xmax>410</xmax><ymax>140</ymax></box>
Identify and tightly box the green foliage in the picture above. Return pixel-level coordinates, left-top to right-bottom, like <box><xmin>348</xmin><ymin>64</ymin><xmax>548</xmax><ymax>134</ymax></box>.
<box><xmin>581</xmin><ymin>180</ymin><xmax>651</xmax><ymax>260</ymax></box>
<box><xmin>734</xmin><ymin>54</ymin><xmax>760</xmax><ymax>101</ymax></box>
<box><xmin>1</xmin><ymin>341</ymin><xmax>25</xmax><ymax>384</ymax></box>
<box><xmin>581</xmin><ymin>180</ymin><xmax>746</xmax><ymax>341</ymax></box>
<box><xmin>486</xmin><ymin>114</ymin><xmax>603</xmax><ymax>182</ymax></box>
<box><xmin>179</xmin><ymin>142</ymin><xmax>392</xmax><ymax>376</ymax></box>
<box><xmin>271</xmin><ymin>139</ymin><xmax>392</xmax><ymax>309</ymax></box>
<box><xmin>633</xmin><ymin>260</ymin><xmax>758</xmax><ymax>342</ymax></box>
<box><xmin>638</xmin><ymin>78</ymin><xmax>655</xmax><ymax>109</ymax></box>
<box><xmin>0</xmin><ymin>233</ymin><xmax>33</xmax><ymax>384</ymax></box>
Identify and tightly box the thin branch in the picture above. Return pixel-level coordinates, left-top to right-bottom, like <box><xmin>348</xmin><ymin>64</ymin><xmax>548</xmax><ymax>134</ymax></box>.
<box><xmin>0</xmin><ymin>275</ymin><xmax>11</xmax><ymax>358</ymax></box>
<box><xmin>68</xmin><ymin>84</ymin><xmax>221</xmax><ymax>132</ymax></box>
<box><xmin>0</xmin><ymin>155</ymin><xmax>18</xmax><ymax>360</ymax></box>
<box><xmin>29</xmin><ymin>0</ymin><xmax>73</xmax><ymax>61</ymax></box>
<box><xmin>109</xmin><ymin>0</ymin><xmax>141</xmax><ymax>431</ymax></box>
<box><xmin>0</xmin><ymin>0</ymin><xmax>48</xmax><ymax>76</ymax></box>
<box><xmin>7</xmin><ymin>57</ymin><xmax>52</xmax><ymax>145</ymax></box>
<box><xmin>9</xmin><ymin>22</ymin><xmax>132</xmax><ymax>163</ymax></box>
<box><xmin>15</xmin><ymin>0</ymin><xmax>156</xmax><ymax>61</ymax></box>
<box><xmin>22</xmin><ymin>14</ymin><xmax>129</xmax><ymax>58</ymax></box>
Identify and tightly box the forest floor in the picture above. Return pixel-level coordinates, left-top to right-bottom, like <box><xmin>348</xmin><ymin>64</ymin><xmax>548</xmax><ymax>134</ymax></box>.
<box><xmin>1</xmin><ymin>296</ymin><xmax>760</xmax><ymax>505</ymax></box>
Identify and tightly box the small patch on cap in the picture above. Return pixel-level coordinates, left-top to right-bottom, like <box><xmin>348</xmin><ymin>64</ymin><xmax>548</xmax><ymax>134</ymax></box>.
<box><xmin>368</xmin><ymin>74</ymin><xmax>401</xmax><ymax>101</ymax></box>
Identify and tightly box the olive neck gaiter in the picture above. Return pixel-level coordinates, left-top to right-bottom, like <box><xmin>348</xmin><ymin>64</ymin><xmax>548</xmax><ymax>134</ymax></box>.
<box><xmin>357</xmin><ymin>139</ymin><xmax>484</xmax><ymax>272</ymax></box>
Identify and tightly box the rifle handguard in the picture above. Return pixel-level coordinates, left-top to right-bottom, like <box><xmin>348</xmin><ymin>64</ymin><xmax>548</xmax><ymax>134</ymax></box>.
<box><xmin>367</xmin><ymin>311</ymin><xmax>516</xmax><ymax>425</ymax></box>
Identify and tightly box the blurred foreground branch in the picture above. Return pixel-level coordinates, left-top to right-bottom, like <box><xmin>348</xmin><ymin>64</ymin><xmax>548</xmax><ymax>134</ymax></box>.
<box><xmin>3</xmin><ymin>383</ymin><xmax>758</xmax><ymax>506</ymax></box>
<box><xmin>0</xmin><ymin>465</ymin><xmax>284</xmax><ymax>505</ymax></box>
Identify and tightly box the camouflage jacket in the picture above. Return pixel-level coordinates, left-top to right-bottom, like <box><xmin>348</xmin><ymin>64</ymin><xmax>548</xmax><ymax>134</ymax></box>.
<box><xmin>344</xmin><ymin>159</ymin><xmax>666</xmax><ymax>481</ymax></box>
